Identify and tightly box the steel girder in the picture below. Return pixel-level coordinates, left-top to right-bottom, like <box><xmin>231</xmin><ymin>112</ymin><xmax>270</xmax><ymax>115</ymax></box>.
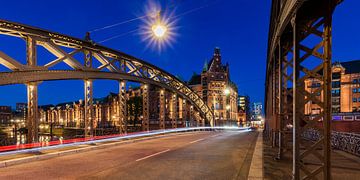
<box><xmin>0</xmin><ymin>20</ymin><xmax>214</xmax><ymax>127</ymax></box>
<box><xmin>266</xmin><ymin>0</ymin><xmax>341</xmax><ymax>179</ymax></box>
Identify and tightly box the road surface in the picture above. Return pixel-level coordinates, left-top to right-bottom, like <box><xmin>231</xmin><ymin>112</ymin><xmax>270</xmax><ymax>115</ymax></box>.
<box><xmin>0</xmin><ymin>130</ymin><xmax>258</xmax><ymax>180</ymax></box>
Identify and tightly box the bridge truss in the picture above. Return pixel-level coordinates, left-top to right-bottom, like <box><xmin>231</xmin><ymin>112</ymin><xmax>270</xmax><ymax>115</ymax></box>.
<box><xmin>266</xmin><ymin>0</ymin><xmax>342</xmax><ymax>179</ymax></box>
<box><xmin>0</xmin><ymin>20</ymin><xmax>214</xmax><ymax>142</ymax></box>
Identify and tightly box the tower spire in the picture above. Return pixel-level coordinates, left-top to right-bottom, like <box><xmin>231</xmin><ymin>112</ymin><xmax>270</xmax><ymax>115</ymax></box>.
<box><xmin>202</xmin><ymin>60</ymin><xmax>208</xmax><ymax>72</ymax></box>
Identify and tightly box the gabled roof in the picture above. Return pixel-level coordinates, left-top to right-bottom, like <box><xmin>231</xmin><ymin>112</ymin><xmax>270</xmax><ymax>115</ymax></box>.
<box><xmin>188</xmin><ymin>73</ymin><xmax>201</xmax><ymax>85</ymax></box>
<box><xmin>207</xmin><ymin>47</ymin><xmax>227</xmax><ymax>73</ymax></box>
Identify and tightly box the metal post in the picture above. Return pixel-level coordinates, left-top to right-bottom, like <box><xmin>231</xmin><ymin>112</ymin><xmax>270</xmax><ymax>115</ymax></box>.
<box><xmin>171</xmin><ymin>94</ymin><xmax>178</xmax><ymax>128</ymax></box>
<box><xmin>182</xmin><ymin>99</ymin><xmax>187</xmax><ymax>127</ymax></box>
<box><xmin>323</xmin><ymin>2</ymin><xmax>333</xmax><ymax>178</ymax></box>
<box><xmin>159</xmin><ymin>89</ymin><xmax>165</xmax><ymax>129</ymax></box>
<box><xmin>26</xmin><ymin>36</ymin><xmax>38</xmax><ymax>143</ymax></box>
<box><xmin>119</xmin><ymin>80</ymin><xmax>127</xmax><ymax>134</ymax></box>
<box><xmin>277</xmin><ymin>41</ymin><xmax>284</xmax><ymax>160</ymax></box>
<box><xmin>292</xmin><ymin>15</ymin><xmax>300</xmax><ymax>180</ymax></box>
<box><xmin>27</xmin><ymin>83</ymin><xmax>38</xmax><ymax>143</ymax></box>
<box><xmin>84</xmin><ymin>79</ymin><xmax>93</xmax><ymax>137</ymax></box>
<box><xmin>190</xmin><ymin>105</ymin><xmax>194</xmax><ymax>127</ymax></box>
<box><xmin>142</xmin><ymin>84</ymin><xmax>149</xmax><ymax>131</ymax></box>
<box><xmin>84</xmin><ymin>47</ymin><xmax>93</xmax><ymax>137</ymax></box>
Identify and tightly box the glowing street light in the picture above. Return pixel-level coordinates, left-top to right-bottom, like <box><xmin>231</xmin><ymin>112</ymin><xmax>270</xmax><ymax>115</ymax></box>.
<box><xmin>224</xmin><ymin>88</ymin><xmax>230</xmax><ymax>95</ymax></box>
<box><xmin>152</xmin><ymin>24</ymin><xmax>167</xmax><ymax>38</ymax></box>
<box><xmin>226</xmin><ymin>105</ymin><xmax>231</xmax><ymax>110</ymax></box>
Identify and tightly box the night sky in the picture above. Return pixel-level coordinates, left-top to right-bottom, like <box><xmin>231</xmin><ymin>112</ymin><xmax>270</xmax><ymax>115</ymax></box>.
<box><xmin>0</xmin><ymin>0</ymin><xmax>359</xmax><ymax>108</ymax></box>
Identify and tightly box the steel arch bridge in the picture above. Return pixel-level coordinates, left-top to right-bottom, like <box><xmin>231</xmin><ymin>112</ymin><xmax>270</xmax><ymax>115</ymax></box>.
<box><xmin>266</xmin><ymin>0</ymin><xmax>342</xmax><ymax>179</ymax></box>
<box><xmin>0</xmin><ymin>19</ymin><xmax>214</xmax><ymax>142</ymax></box>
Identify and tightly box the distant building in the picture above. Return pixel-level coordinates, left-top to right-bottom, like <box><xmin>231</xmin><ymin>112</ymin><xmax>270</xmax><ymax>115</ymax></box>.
<box><xmin>305</xmin><ymin>60</ymin><xmax>360</xmax><ymax>133</ymax></box>
<box><xmin>238</xmin><ymin>95</ymin><xmax>250</xmax><ymax>126</ymax></box>
<box><xmin>252</xmin><ymin>102</ymin><xmax>263</xmax><ymax>120</ymax></box>
<box><xmin>305</xmin><ymin>60</ymin><xmax>360</xmax><ymax>114</ymax></box>
<box><xmin>14</xmin><ymin>103</ymin><xmax>27</xmax><ymax>122</ymax></box>
<box><xmin>0</xmin><ymin>106</ymin><xmax>12</xmax><ymax>125</ymax></box>
<box><xmin>188</xmin><ymin>48</ymin><xmax>238</xmax><ymax>126</ymax></box>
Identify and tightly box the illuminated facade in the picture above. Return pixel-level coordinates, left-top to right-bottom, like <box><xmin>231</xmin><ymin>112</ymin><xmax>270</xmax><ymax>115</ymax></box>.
<box><xmin>37</xmin><ymin>86</ymin><xmax>198</xmax><ymax>132</ymax></box>
<box><xmin>0</xmin><ymin>106</ymin><xmax>12</xmax><ymax>124</ymax></box>
<box><xmin>238</xmin><ymin>95</ymin><xmax>250</xmax><ymax>126</ymax></box>
<box><xmin>188</xmin><ymin>48</ymin><xmax>238</xmax><ymax>126</ymax></box>
<box><xmin>305</xmin><ymin>60</ymin><xmax>360</xmax><ymax>114</ymax></box>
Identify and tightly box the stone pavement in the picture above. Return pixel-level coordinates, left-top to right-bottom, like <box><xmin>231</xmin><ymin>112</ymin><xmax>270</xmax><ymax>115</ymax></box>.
<box><xmin>263</xmin><ymin>134</ymin><xmax>360</xmax><ymax>180</ymax></box>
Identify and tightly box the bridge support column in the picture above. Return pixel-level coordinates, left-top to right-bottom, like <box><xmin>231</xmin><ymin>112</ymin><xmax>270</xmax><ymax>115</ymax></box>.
<box><xmin>276</xmin><ymin>41</ymin><xmax>284</xmax><ymax>160</ymax></box>
<box><xmin>171</xmin><ymin>94</ymin><xmax>178</xmax><ymax>129</ymax></box>
<box><xmin>27</xmin><ymin>83</ymin><xmax>39</xmax><ymax>143</ymax></box>
<box><xmin>189</xmin><ymin>105</ymin><xmax>194</xmax><ymax>127</ymax></box>
<box><xmin>83</xmin><ymin>47</ymin><xmax>94</xmax><ymax>137</ymax></box>
<box><xmin>119</xmin><ymin>80</ymin><xmax>127</xmax><ymax>134</ymax></box>
<box><xmin>84</xmin><ymin>79</ymin><xmax>93</xmax><ymax>137</ymax></box>
<box><xmin>181</xmin><ymin>99</ymin><xmax>187</xmax><ymax>127</ymax></box>
<box><xmin>291</xmin><ymin>3</ymin><xmax>333</xmax><ymax>177</ymax></box>
<box><xmin>159</xmin><ymin>89</ymin><xmax>165</xmax><ymax>129</ymax></box>
<box><xmin>142</xmin><ymin>84</ymin><xmax>149</xmax><ymax>131</ymax></box>
<box><xmin>26</xmin><ymin>36</ymin><xmax>39</xmax><ymax>143</ymax></box>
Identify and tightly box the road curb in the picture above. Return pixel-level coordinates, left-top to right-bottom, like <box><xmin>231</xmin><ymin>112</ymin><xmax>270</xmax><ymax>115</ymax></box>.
<box><xmin>247</xmin><ymin>131</ymin><xmax>263</xmax><ymax>180</ymax></box>
<box><xmin>0</xmin><ymin>131</ymin><xmax>205</xmax><ymax>168</ymax></box>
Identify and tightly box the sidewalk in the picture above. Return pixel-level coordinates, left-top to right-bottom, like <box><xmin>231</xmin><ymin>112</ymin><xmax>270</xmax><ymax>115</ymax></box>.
<box><xmin>263</xmin><ymin>137</ymin><xmax>360</xmax><ymax>179</ymax></box>
<box><xmin>248</xmin><ymin>130</ymin><xmax>264</xmax><ymax>179</ymax></box>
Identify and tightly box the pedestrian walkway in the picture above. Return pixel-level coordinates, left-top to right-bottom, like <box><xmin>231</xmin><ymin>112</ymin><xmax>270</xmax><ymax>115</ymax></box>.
<box><xmin>263</xmin><ymin>134</ymin><xmax>360</xmax><ymax>179</ymax></box>
<box><xmin>248</xmin><ymin>130</ymin><xmax>264</xmax><ymax>179</ymax></box>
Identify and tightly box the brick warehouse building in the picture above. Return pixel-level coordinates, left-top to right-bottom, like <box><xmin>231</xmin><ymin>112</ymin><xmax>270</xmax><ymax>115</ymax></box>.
<box><xmin>188</xmin><ymin>48</ymin><xmax>239</xmax><ymax>126</ymax></box>
<box><xmin>305</xmin><ymin>60</ymin><xmax>360</xmax><ymax>132</ymax></box>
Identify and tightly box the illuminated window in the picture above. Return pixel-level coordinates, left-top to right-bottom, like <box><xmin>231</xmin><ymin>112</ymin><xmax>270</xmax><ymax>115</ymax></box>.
<box><xmin>353</xmin><ymin>88</ymin><xmax>357</xmax><ymax>93</ymax></box>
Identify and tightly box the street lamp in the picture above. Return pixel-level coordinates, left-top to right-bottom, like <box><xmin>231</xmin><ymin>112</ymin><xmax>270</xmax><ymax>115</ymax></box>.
<box><xmin>224</xmin><ymin>88</ymin><xmax>230</xmax><ymax>95</ymax></box>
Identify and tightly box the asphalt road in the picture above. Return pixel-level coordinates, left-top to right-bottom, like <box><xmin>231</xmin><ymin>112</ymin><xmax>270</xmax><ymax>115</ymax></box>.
<box><xmin>0</xmin><ymin>130</ymin><xmax>258</xmax><ymax>180</ymax></box>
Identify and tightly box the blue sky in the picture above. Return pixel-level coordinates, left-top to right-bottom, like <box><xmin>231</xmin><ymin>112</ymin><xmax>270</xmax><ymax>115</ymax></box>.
<box><xmin>0</xmin><ymin>0</ymin><xmax>359</xmax><ymax>108</ymax></box>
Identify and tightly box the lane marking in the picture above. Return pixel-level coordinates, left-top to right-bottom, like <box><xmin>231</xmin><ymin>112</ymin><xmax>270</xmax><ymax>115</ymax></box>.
<box><xmin>135</xmin><ymin>149</ymin><xmax>171</xmax><ymax>162</ymax></box>
<box><xmin>189</xmin><ymin>138</ymin><xmax>204</xmax><ymax>144</ymax></box>
<box><xmin>210</xmin><ymin>134</ymin><xmax>221</xmax><ymax>138</ymax></box>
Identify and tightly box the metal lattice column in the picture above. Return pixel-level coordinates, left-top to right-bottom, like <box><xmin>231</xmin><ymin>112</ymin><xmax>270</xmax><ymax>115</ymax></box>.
<box><xmin>291</xmin><ymin>2</ymin><xmax>333</xmax><ymax>178</ymax></box>
<box><xmin>189</xmin><ymin>105</ymin><xmax>194</xmax><ymax>127</ymax></box>
<box><xmin>26</xmin><ymin>36</ymin><xmax>39</xmax><ymax>143</ymax></box>
<box><xmin>159</xmin><ymin>89</ymin><xmax>166</xmax><ymax>129</ymax></box>
<box><xmin>142</xmin><ymin>84</ymin><xmax>149</xmax><ymax>131</ymax></box>
<box><xmin>119</xmin><ymin>80</ymin><xmax>127</xmax><ymax>134</ymax></box>
<box><xmin>84</xmin><ymin>80</ymin><xmax>93</xmax><ymax>137</ymax></box>
<box><xmin>171</xmin><ymin>94</ymin><xmax>178</xmax><ymax>128</ymax></box>
<box><xmin>27</xmin><ymin>83</ymin><xmax>38</xmax><ymax>143</ymax></box>
<box><xmin>182</xmin><ymin>99</ymin><xmax>187</xmax><ymax>127</ymax></box>
<box><xmin>84</xmin><ymin>48</ymin><xmax>93</xmax><ymax>137</ymax></box>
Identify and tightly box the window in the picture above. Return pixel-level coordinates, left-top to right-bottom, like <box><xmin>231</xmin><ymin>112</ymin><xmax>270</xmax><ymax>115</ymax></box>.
<box><xmin>358</xmin><ymin>98</ymin><xmax>360</xmax><ymax>102</ymax></box>
<box><xmin>332</xmin><ymin>89</ymin><xmax>340</xmax><ymax>97</ymax></box>
<box><xmin>332</xmin><ymin>73</ymin><xmax>341</xmax><ymax>79</ymax></box>
<box><xmin>332</xmin><ymin>81</ymin><xmax>340</xmax><ymax>88</ymax></box>
<box><xmin>353</xmin><ymin>79</ymin><xmax>358</xmax><ymax>84</ymax></box>
<box><xmin>353</xmin><ymin>88</ymin><xmax>358</xmax><ymax>93</ymax></box>
<box><xmin>353</xmin><ymin>98</ymin><xmax>357</xmax><ymax>102</ymax></box>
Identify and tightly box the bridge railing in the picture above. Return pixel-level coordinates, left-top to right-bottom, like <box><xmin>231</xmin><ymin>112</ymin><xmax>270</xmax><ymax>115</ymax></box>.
<box><xmin>303</xmin><ymin>129</ymin><xmax>360</xmax><ymax>157</ymax></box>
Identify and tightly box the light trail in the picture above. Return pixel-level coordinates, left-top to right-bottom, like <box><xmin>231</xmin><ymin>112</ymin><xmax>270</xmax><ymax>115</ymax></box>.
<box><xmin>0</xmin><ymin>127</ymin><xmax>251</xmax><ymax>156</ymax></box>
